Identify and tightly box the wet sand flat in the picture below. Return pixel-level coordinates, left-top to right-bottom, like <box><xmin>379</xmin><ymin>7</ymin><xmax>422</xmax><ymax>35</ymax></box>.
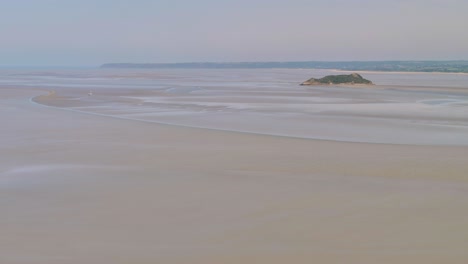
<box><xmin>30</xmin><ymin>71</ymin><xmax>468</xmax><ymax>146</ymax></box>
<box><xmin>1</xmin><ymin>69</ymin><xmax>468</xmax><ymax>264</ymax></box>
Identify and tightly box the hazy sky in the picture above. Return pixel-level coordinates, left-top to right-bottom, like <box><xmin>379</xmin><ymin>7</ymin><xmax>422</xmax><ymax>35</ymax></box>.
<box><xmin>1</xmin><ymin>0</ymin><xmax>468</xmax><ymax>66</ymax></box>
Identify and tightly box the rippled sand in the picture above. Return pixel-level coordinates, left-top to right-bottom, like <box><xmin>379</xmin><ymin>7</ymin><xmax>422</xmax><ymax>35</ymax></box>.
<box><xmin>1</xmin><ymin>69</ymin><xmax>468</xmax><ymax>264</ymax></box>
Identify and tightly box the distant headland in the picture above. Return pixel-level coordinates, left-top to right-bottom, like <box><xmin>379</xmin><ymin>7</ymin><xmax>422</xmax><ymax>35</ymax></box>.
<box><xmin>101</xmin><ymin>61</ymin><xmax>468</xmax><ymax>73</ymax></box>
<box><xmin>300</xmin><ymin>73</ymin><xmax>373</xmax><ymax>86</ymax></box>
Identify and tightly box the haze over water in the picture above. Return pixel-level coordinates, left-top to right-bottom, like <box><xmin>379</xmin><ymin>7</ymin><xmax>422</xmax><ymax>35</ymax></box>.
<box><xmin>2</xmin><ymin>0</ymin><xmax>468</xmax><ymax>66</ymax></box>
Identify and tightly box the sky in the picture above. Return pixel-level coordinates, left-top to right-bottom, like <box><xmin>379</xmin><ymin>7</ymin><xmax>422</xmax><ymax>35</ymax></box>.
<box><xmin>1</xmin><ymin>0</ymin><xmax>468</xmax><ymax>67</ymax></box>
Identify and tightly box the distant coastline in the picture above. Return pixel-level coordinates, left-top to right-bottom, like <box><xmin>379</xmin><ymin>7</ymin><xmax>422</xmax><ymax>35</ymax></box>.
<box><xmin>332</xmin><ymin>69</ymin><xmax>468</xmax><ymax>75</ymax></box>
<box><xmin>101</xmin><ymin>61</ymin><xmax>468</xmax><ymax>73</ymax></box>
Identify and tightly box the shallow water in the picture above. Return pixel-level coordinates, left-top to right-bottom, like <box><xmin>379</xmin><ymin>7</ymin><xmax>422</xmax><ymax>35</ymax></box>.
<box><xmin>4</xmin><ymin>68</ymin><xmax>468</xmax><ymax>145</ymax></box>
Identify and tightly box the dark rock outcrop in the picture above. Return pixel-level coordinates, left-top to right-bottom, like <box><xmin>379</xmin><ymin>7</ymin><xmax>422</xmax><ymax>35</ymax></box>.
<box><xmin>301</xmin><ymin>73</ymin><xmax>373</xmax><ymax>86</ymax></box>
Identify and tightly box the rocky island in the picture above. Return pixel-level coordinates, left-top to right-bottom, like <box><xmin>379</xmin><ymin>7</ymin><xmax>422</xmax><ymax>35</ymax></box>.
<box><xmin>300</xmin><ymin>73</ymin><xmax>373</xmax><ymax>86</ymax></box>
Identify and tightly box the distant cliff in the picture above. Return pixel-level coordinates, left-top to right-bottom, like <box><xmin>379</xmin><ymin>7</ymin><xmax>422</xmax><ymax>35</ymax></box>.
<box><xmin>300</xmin><ymin>73</ymin><xmax>373</xmax><ymax>85</ymax></box>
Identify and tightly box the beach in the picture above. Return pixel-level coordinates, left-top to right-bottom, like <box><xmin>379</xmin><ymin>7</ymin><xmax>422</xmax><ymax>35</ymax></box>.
<box><xmin>1</xmin><ymin>69</ymin><xmax>468</xmax><ymax>263</ymax></box>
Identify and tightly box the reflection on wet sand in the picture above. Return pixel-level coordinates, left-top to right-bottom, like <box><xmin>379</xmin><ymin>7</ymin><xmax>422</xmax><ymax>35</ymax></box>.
<box><xmin>1</xmin><ymin>69</ymin><xmax>468</xmax><ymax>264</ymax></box>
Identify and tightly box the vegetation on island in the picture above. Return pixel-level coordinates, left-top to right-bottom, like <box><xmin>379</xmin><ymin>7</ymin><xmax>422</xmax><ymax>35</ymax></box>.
<box><xmin>300</xmin><ymin>73</ymin><xmax>373</xmax><ymax>86</ymax></box>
